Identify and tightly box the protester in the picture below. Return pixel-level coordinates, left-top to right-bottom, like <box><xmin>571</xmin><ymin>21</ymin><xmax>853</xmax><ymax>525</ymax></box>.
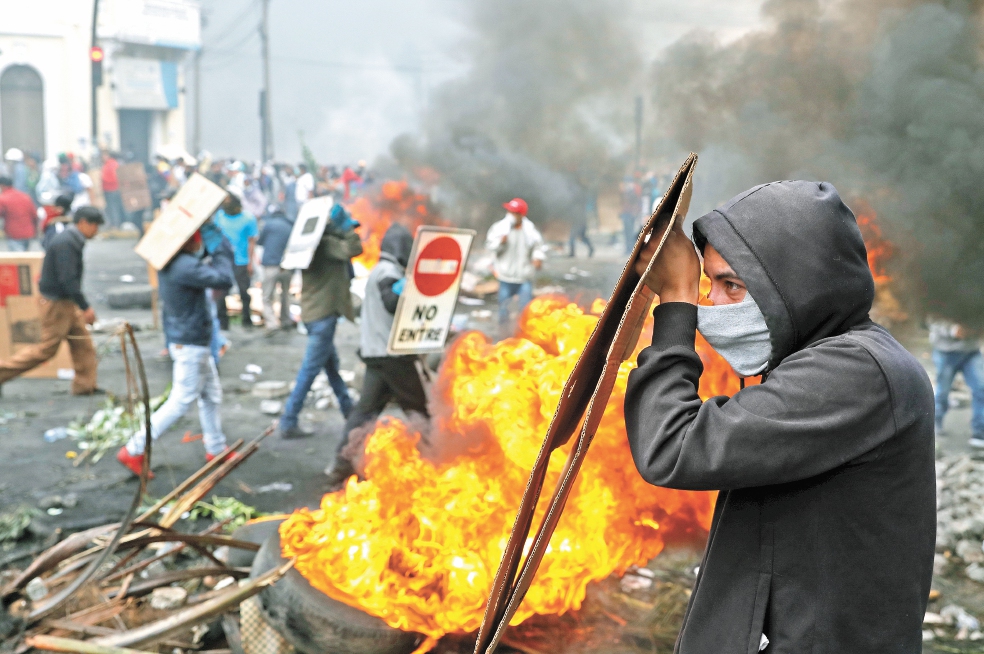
<box><xmin>257</xmin><ymin>204</ymin><xmax>295</xmax><ymax>331</ymax></box>
<box><xmin>484</xmin><ymin>198</ymin><xmax>545</xmax><ymax>326</ymax></box>
<box><xmin>326</xmin><ymin>223</ymin><xmax>429</xmax><ymax>489</ymax></box>
<box><xmin>295</xmin><ymin>164</ymin><xmax>314</xmax><ymax>206</ymax></box>
<box><xmin>277</xmin><ymin>203</ymin><xmax>362</xmax><ymax>440</ymax></box>
<box><xmin>214</xmin><ymin>194</ymin><xmax>258</xmax><ymax>329</ymax></box>
<box><xmin>4</xmin><ymin>149</ymin><xmax>28</xmax><ymax>193</ymax></box>
<box><xmin>40</xmin><ymin>194</ymin><xmax>74</xmax><ymax>250</ymax></box>
<box><xmin>625</xmin><ymin>181</ymin><xmax>934</xmax><ymax>653</ymax></box>
<box><xmin>0</xmin><ymin>175</ymin><xmax>37</xmax><ymax>251</ymax></box>
<box><xmin>619</xmin><ymin>178</ymin><xmax>642</xmax><ymax>255</ymax></box>
<box><xmin>0</xmin><ymin>207</ymin><xmax>104</xmax><ymax>394</ymax></box>
<box><xmin>100</xmin><ymin>152</ymin><xmax>124</xmax><ymax>227</ymax></box>
<box><xmin>117</xmin><ymin>222</ymin><xmax>235</xmax><ymax>476</ymax></box>
<box><xmin>928</xmin><ymin>318</ymin><xmax>984</xmax><ymax>447</ymax></box>
<box><xmin>34</xmin><ymin>159</ymin><xmax>61</xmax><ymax>206</ymax></box>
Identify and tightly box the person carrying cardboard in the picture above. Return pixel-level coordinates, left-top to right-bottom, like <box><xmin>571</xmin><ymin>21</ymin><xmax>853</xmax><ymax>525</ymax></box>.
<box><xmin>0</xmin><ymin>207</ymin><xmax>104</xmax><ymax>394</ymax></box>
<box><xmin>625</xmin><ymin>181</ymin><xmax>935</xmax><ymax>653</ymax></box>
<box><xmin>118</xmin><ymin>222</ymin><xmax>235</xmax><ymax>476</ymax></box>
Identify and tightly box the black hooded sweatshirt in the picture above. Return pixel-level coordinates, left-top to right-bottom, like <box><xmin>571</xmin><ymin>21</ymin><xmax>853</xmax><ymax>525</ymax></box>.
<box><xmin>624</xmin><ymin>181</ymin><xmax>935</xmax><ymax>654</ymax></box>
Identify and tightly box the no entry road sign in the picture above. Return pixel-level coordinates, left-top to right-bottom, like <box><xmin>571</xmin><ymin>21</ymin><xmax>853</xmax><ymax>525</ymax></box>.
<box><xmin>388</xmin><ymin>226</ymin><xmax>475</xmax><ymax>355</ymax></box>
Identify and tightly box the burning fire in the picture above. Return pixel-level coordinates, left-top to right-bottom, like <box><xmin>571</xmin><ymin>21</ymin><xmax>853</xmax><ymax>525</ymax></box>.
<box><xmin>281</xmin><ymin>297</ymin><xmax>717</xmax><ymax>647</ymax></box>
<box><xmin>349</xmin><ymin>180</ymin><xmax>440</xmax><ymax>270</ymax></box>
<box><xmin>854</xmin><ymin>200</ymin><xmax>892</xmax><ymax>287</ymax></box>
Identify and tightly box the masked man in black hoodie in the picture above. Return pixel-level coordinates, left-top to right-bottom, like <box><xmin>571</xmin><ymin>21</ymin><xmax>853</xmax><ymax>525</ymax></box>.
<box><xmin>625</xmin><ymin>181</ymin><xmax>935</xmax><ymax>654</ymax></box>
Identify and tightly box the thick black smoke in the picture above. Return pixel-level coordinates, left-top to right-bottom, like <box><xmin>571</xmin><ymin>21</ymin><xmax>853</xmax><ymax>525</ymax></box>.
<box><xmin>651</xmin><ymin>0</ymin><xmax>984</xmax><ymax>324</ymax></box>
<box><xmin>391</xmin><ymin>0</ymin><xmax>641</xmax><ymax>228</ymax></box>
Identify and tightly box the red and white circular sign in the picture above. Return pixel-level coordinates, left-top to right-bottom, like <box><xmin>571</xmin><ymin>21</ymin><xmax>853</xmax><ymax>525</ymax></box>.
<box><xmin>413</xmin><ymin>236</ymin><xmax>462</xmax><ymax>297</ymax></box>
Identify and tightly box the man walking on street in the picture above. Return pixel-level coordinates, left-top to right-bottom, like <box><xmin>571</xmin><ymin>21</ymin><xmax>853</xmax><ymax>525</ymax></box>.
<box><xmin>325</xmin><ymin>223</ymin><xmax>430</xmax><ymax>489</ymax></box>
<box><xmin>0</xmin><ymin>207</ymin><xmax>103</xmax><ymax>394</ymax></box>
<box><xmin>0</xmin><ymin>175</ymin><xmax>37</xmax><ymax>251</ymax></box>
<box><xmin>928</xmin><ymin>318</ymin><xmax>984</xmax><ymax>447</ymax></box>
<box><xmin>277</xmin><ymin>203</ymin><xmax>362</xmax><ymax>440</ymax></box>
<box><xmin>625</xmin><ymin>181</ymin><xmax>935</xmax><ymax>653</ymax></box>
<box><xmin>484</xmin><ymin>198</ymin><xmax>545</xmax><ymax>328</ymax></box>
<box><xmin>257</xmin><ymin>204</ymin><xmax>295</xmax><ymax>331</ymax></box>
<box><xmin>214</xmin><ymin>194</ymin><xmax>258</xmax><ymax>328</ymax></box>
<box><xmin>117</xmin><ymin>223</ymin><xmax>235</xmax><ymax>476</ymax></box>
<box><xmin>101</xmin><ymin>152</ymin><xmax>124</xmax><ymax>227</ymax></box>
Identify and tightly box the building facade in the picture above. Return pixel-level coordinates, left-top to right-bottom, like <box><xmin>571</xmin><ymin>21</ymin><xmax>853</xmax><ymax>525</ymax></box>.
<box><xmin>0</xmin><ymin>0</ymin><xmax>199</xmax><ymax>164</ymax></box>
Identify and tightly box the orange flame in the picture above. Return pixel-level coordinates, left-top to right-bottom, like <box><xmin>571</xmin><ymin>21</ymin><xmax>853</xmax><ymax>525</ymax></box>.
<box><xmin>854</xmin><ymin>200</ymin><xmax>892</xmax><ymax>286</ymax></box>
<box><xmin>281</xmin><ymin>297</ymin><xmax>717</xmax><ymax>644</ymax></box>
<box><xmin>349</xmin><ymin>180</ymin><xmax>440</xmax><ymax>270</ymax></box>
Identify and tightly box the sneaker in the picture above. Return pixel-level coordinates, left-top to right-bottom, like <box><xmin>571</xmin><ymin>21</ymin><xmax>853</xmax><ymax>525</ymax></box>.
<box><xmin>970</xmin><ymin>435</ymin><xmax>984</xmax><ymax>449</ymax></box>
<box><xmin>205</xmin><ymin>449</ymin><xmax>241</xmax><ymax>463</ymax></box>
<box><xmin>116</xmin><ymin>447</ymin><xmax>154</xmax><ymax>479</ymax></box>
<box><xmin>324</xmin><ymin>460</ymin><xmax>356</xmax><ymax>491</ymax></box>
<box><xmin>278</xmin><ymin>425</ymin><xmax>313</xmax><ymax>440</ymax></box>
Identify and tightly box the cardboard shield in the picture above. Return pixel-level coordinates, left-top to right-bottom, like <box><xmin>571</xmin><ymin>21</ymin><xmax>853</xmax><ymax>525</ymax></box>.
<box><xmin>279</xmin><ymin>197</ymin><xmax>334</xmax><ymax>271</ymax></box>
<box><xmin>474</xmin><ymin>153</ymin><xmax>698</xmax><ymax>654</ymax></box>
<box><xmin>134</xmin><ymin>174</ymin><xmax>228</xmax><ymax>270</ymax></box>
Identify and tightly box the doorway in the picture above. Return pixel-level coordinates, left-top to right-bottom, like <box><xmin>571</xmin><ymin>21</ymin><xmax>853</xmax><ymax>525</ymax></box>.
<box><xmin>118</xmin><ymin>109</ymin><xmax>152</xmax><ymax>164</ymax></box>
<box><xmin>0</xmin><ymin>65</ymin><xmax>45</xmax><ymax>157</ymax></box>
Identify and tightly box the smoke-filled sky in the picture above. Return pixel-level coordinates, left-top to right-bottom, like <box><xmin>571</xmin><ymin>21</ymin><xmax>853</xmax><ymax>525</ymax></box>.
<box><xmin>196</xmin><ymin>0</ymin><xmax>763</xmax><ymax>164</ymax></box>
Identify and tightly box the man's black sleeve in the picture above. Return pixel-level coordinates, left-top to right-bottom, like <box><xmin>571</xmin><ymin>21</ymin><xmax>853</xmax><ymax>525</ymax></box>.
<box><xmin>623</xmin><ymin>302</ymin><xmax>901</xmax><ymax>491</ymax></box>
<box><xmin>378</xmin><ymin>276</ymin><xmax>401</xmax><ymax>314</ymax></box>
<box><xmin>51</xmin><ymin>238</ymin><xmax>88</xmax><ymax>310</ymax></box>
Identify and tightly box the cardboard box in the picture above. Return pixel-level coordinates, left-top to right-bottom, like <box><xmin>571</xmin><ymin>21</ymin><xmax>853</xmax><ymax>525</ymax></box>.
<box><xmin>135</xmin><ymin>173</ymin><xmax>228</xmax><ymax>270</ymax></box>
<box><xmin>0</xmin><ymin>253</ymin><xmax>74</xmax><ymax>379</ymax></box>
<box><xmin>118</xmin><ymin>162</ymin><xmax>152</xmax><ymax>213</ymax></box>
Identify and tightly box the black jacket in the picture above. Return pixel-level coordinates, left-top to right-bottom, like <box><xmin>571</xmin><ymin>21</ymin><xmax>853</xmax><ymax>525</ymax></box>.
<box><xmin>39</xmin><ymin>225</ymin><xmax>88</xmax><ymax>310</ymax></box>
<box><xmin>624</xmin><ymin>181</ymin><xmax>935</xmax><ymax>654</ymax></box>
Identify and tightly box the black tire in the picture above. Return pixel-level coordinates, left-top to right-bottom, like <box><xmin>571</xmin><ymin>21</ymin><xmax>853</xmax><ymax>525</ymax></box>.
<box><xmin>227</xmin><ymin>518</ymin><xmax>286</xmax><ymax>569</ymax></box>
<box><xmin>251</xmin><ymin>533</ymin><xmax>423</xmax><ymax>654</ymax></box>
<box><xmin>106</xmin><ymin>284</ymin><xmax>154</xmax><ymax>309</ymax></box>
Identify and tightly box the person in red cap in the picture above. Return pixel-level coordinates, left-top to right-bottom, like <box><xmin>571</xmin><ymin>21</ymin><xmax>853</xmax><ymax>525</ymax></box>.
<box><xmin>484</xmin><ymin>197</ymin><xmax>546</xmax><ymax>329</ymax></box>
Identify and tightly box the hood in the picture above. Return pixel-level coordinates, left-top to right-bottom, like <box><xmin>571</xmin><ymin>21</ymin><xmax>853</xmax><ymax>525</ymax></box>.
<box><xmin>380</xmin><ymin>223</ymin><xmax>414</xmax><ymax>268</ymax></box>
<box><xmin>693</xmin><ymin>181</ymin><xmax>874</xmax><ymax>369</ymax></box>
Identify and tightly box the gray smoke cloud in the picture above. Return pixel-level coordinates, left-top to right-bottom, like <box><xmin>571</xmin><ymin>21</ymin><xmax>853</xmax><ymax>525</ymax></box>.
<box><xmin>650</xmin><ymin>0</ymin><xmax>984</xmax><ymax>324</ymax></box>
<box><xmin>390</xmin><ymin>0</ymin><xmax>642</xmax><ymax>228</ymax></box>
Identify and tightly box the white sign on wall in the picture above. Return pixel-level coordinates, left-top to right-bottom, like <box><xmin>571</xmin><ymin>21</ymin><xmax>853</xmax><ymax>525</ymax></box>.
<box><xmin>98</xmin><ymin>0</ymin><xmax>201</xmax><ymax>50</ymax></box>
<box><xmin>388</xmin><ymin>226</ymin><xmax>475</xmax><ymax>355</ymax></box>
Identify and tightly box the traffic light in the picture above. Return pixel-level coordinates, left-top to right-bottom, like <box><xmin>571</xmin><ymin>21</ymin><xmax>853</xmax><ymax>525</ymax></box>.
<box><xmin>90</xmin><ymin>46</ymin><xmax>104</xmax><ymax>86</ymax></box>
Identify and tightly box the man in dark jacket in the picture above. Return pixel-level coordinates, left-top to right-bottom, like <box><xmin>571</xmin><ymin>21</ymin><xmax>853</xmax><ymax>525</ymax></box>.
<box><xmin>324</xmin><ymin>223</ymin><xmax>430</xmax><ymax>489</ymax></box>
<box><xmin>624</xmin><ymin>181</ymin><xmax>935</xmax><ymax>654</ymax></box>
<box><xmin>0</xmin><ymin>206</ymin><xmax>103</xmax><ymax>394</ymax></box>
<box><xmin>117</xmin><ymin>222</ymin><xmax>235</xmax><ymax>476</ymax></box>
<box><xmin>257</xmin><ymin>204</ymin><xmax>294</xmax><ymax>331</ymax></box>
<box><xmin>277</xmin><ymin>204</ymin><xmax>363</xmax><ymax>439</ymax></box>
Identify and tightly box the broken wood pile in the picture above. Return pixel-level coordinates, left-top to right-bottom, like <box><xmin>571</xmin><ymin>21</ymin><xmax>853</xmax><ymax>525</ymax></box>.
<box><xmin>0</xmin><ymin>324</ymin><xmax>289</xmax><ymax>654</ymax></box>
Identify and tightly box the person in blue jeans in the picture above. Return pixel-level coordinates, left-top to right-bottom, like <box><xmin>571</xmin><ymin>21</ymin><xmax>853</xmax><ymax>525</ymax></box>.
<box><xmin>278</xmin><ymin>204</ymin><xmax>363</xmax><ymax>439</ymax></box>
<box><xmin>929</xmin><ymin>319</ymin><xmax>984</xmax><ymax>448</ymax></box>
<box><xmin>484</xmin><ymin>198</ymin><xmax>545</xmax><ymax>328</ymax></box>
<box><xmin>214</xmin><ymin>195</ymin><xmax>258</xmax><ymax>328</ymax></box>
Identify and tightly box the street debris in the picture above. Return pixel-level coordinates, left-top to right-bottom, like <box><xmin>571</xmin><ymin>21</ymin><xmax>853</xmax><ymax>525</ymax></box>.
<box><xmin>256</xmin><ymin>482</ymin><xmax>292</xmax><ymax>494</ymax></box>
<box><xmin>935</xmin><ymin>454</ymin><xmax>984</xmax><ymax>587</ymax></box>
<box><xmin>0</xmin><ymin>507</ymin><xmax>39</xmax><ymax>542</ymax></box>
<box><xmin>244</xmin><ymin>364</ymin><xmax>263</xmax><ymax>376</ymax></box>
<box><xmin>188</xmin><ymin>496</ymin><xmax>264</xmax><ymax>531</ymax></box>
<box><xmin>63</xmin><ymin>388</ymin><xmax>170</xmax><ymax>463</ymax></box>
<box><xmin>259</xmin><ymin>400</ymin><xmax>283</xmax><ymax>415</ymax></box>
<box><xmin>252</xmin><ymin>381</ymin><xmax>289</xmax><ymax>398</ymax></box>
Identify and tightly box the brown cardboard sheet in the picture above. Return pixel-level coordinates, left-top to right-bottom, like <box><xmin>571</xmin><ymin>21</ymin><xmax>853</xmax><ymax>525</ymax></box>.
<box><xmin>474</xmin><ymin>153</ymin><xmax>698</xmax><ymax>654</ymax></box>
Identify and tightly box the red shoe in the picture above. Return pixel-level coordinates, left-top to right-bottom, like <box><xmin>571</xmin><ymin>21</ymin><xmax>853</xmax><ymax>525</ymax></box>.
<box><xmin>116</xmin><ymin>447</ymin><xmax>154</xmax><ymax>479</ymax></box>
<box><xmin>205</xmin><ymin>449</ymin><xmax>240</xmax><ymax>463</ymax></box>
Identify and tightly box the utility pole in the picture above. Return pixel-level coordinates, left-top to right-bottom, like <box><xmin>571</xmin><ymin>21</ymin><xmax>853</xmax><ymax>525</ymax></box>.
<box><xmin>259</xmin><ymin>0</ymin><xmax>273</xmax><ymax>161</ymax></box>
<box><xmin>193</xmin><ymin>12</ymin><xmax>202</xmax><ymax>155</ymax></box>
<box><xmin>90</xmin><ymin>0</ymin><xmax>100</xmax><ymax>153</ymax></box>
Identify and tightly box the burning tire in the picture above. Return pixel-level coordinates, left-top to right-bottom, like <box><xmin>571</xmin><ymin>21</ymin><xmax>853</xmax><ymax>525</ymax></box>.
<box><xmin>251</xmin><ymin>533</ymin><xmax>423</xmax><ymax>654</ymax></box>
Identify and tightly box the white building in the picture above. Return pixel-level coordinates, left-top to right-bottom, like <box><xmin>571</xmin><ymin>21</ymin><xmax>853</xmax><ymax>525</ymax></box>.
<box><xmin>0</xmin><ymin>0</ymin><xmax>199</xmax><ymax>164</ymax></box>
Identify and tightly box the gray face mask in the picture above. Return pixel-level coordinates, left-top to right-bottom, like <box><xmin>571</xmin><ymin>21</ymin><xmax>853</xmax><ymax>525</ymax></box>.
<box><xmin>696</xmin><ymin>293</ymin><xmax>772</xmax><ymax>377</ymax></box>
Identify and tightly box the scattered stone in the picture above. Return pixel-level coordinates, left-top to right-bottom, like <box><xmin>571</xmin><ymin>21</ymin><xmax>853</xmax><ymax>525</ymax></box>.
<box><xmin>924</xmin><ymin>612</ymin><xmax>947</xmax><ymax>625</ymax></box>
<box><xmin>245</xmin><ymin>364</ymin><xmax>263</xmax><ymax>376</ymax></box>
<box><xmin>259</xmin><ymin>400</ymin><xmax>283</xmax><ymax>415</ymax></box>
<box><xmin>923</xmin><ymin>629</ymin><xmax>935</xmax><ymax>642</ymax></box>
<box><xmin>965</xmin><ymin>562</ymin><xmax>984</xmax><ymax>583</ymax></box>
<box><xmin>942</xmin><ymin>605</ymin><xmax>981</xmax><ymax>632</ymax></box>
<box><xmin>257</xmin><ymin>482</ymin><xmax>293</xmax><ymax>493</ymax></box>
<box><xmin>956</xmin><ymin>539</ymin><xmax>984</xmax><ymax>563</ymax></box>
<box><xmin>239</xmin><ymin>373</ymin><xmax>256</xmax><ymax>383</ymax></box>
<box><xmin>25</xmin><ymin>577</ymin><xmax>47</xmax><ymax>601</ymax></box>
<box><xmin>934</xmin><ymin>553</ymin><xmax>948</xmax><ymax>576</ymax></box>
<box><xmin>150</xmin><ymin>586</ymin><xmax>188</xmax><ymax>610</ymax></box>
<box><xmin>619</xmin><ymin>574</ymin><xmax>653</xmax><ymax>592</ymax></box>
<box><xmin>252</xmin><ymin>380</ymin><xmax>290</xmax><ymax>398</ymax></box>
